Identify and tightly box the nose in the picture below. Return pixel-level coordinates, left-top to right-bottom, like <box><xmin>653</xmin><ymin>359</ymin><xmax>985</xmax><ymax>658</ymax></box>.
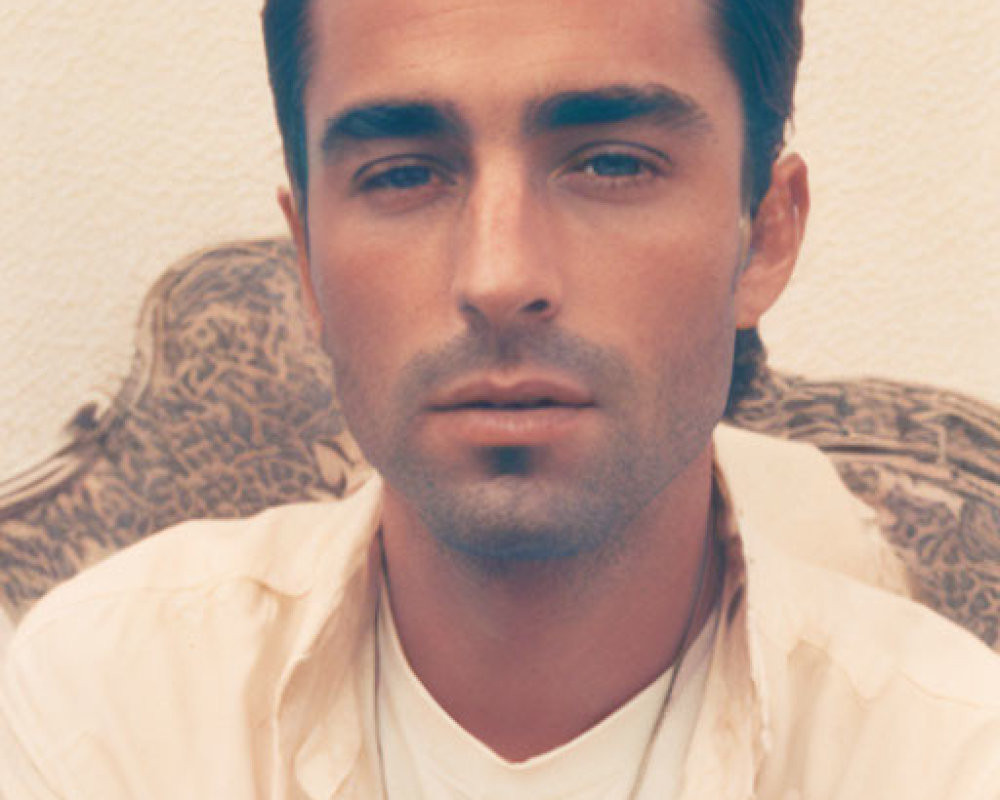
<box><xmin>450</xmin><ymin>156</ymin><xmax>563</xmax><ymax>331</ymax></box>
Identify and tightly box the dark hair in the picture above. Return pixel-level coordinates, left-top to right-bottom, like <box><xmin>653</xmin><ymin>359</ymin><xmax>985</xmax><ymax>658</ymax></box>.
<box><xmin>710</xmin><ymin>0</ymin><xmax>804</xmax><ymax>214</ymax></box>
<box><xmin>262</xmin><ymin>0</ymin><xmax>313</xmax><ymax>206</ymax></box>
<box><xmin>261</xmin><ymin>0</ymin><xmax>802</xmax><ymax>407</ymax></box>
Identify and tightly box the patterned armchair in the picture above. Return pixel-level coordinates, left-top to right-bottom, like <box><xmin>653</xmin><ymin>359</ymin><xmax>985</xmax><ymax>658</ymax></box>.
<box><xmin>1</xmin><ymin>239</ymin><xmax>998</xmax><ymax>652</ymax></box>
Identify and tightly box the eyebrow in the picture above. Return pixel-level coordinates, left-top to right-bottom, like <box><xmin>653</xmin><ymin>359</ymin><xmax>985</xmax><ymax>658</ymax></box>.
<box><xmin>320</xmin><ymin>101</ymin><xmax>467</xmax><ymax>159</ymax></box>
<box><xmin>524</xmin><ymin>85</ymin><xmax>713</xmax><ymax>137</ymax></box>
<box><xmin>319</xmin><ymin>84</ymin><xmax>712</xmax><ymax>160</ymax></box>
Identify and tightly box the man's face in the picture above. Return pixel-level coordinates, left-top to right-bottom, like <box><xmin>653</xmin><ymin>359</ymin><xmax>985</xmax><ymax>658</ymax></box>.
<box><xmin>295</xmin><ymin>0</ymin><xmax>759</xmax><ymax>561</ymax></box>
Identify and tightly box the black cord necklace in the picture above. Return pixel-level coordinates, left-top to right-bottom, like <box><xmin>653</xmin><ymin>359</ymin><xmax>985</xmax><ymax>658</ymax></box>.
<box><xmin>372</xmin><ymin>502</ymin><xmax>718</xmax><ymax>800</ymax></box>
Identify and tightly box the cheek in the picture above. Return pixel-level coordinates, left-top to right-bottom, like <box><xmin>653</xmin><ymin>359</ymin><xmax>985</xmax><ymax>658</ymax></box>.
<box><xmin>306</xmin><ymin>241</ymin><xmax>425</xmax><ymax>459</ymax></box>
<box><xmin>307</xmin><ymin>217</ymin><xmax>447</xmax><ymax>392</ymax></box>
<box><xmin>620</xmin><ymin>266</ymin><xmax>737</xmax><ymax>422</ymax></box>
<box><xmin>561</xmin><ymin>213</ymin><xmax>742</xmax><ymax>375</ymax></box>
<box><xmin>554</xmin><ymin>213</ymin><xmax>740</xmax><ymax>441</ymax></box>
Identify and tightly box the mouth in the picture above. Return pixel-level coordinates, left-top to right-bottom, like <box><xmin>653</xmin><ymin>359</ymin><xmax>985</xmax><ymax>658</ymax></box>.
<box><xmin>439</xmin><ymin>397</ymin><xmax>583</xmax><ymax>411</ymax></box>
<box><xmin>425</xmin><ymin>376</ymin><xmax>596</xmax><ymax>447</ymax></box>
<box><xmin>428</xmin><ymin>377</ymin><xmax>594</xmax><ymax>412</ymax></box>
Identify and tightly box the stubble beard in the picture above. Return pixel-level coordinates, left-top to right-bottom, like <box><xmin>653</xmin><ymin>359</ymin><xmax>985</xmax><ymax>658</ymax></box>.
<box><xmin>389</xmin><ymin>424</ymin><xmax>656</xmax><ymax>570</ymax></box>
<box><xmin>333</xmin><ymin>325</ymin><xmax>729</xmax><ymax>574</ymax></box>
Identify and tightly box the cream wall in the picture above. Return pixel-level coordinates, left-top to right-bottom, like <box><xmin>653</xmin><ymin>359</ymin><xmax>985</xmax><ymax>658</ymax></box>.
<box><xmin>1</xmin><ymin>0</ymin><xmax>998</xmax><ymax>481</ymax></box>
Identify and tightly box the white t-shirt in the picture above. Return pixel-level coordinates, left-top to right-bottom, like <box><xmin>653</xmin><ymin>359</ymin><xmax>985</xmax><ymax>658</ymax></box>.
<box><xmin>375</xmin><ymin>587</ymin><xmax>718</xmax><ymax>800</ymax></box>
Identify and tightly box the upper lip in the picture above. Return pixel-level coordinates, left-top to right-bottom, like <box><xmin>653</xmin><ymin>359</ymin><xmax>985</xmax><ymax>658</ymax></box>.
<box><xmin>427</xmin><ymin>375</ymin><xmax>595</xmax><ymax>410</ymax></box>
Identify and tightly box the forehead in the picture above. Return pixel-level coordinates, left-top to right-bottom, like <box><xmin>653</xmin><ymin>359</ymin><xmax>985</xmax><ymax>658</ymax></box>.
<box><xmin>303</xmin><ymin>0</ymin><xmax>738</xmax><ymax>135</ymax></box>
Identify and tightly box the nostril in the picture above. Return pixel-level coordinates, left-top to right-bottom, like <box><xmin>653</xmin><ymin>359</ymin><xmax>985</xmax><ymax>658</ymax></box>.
<box><xmin>523</xmin><ymin>299</ymin><xmax>550</xmax><ymax>314</ymax></box>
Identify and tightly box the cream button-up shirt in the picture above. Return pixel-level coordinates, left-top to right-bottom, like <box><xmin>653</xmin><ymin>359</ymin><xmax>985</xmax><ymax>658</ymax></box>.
<box><xmin>2</xmin><ymin>426</ymin><xmax>999</xmax><ymax>799</ymax></box>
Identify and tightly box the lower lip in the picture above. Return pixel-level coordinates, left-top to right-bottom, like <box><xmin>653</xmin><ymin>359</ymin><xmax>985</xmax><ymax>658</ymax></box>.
<box><xmin>426</xmin><ymin>406</ymin><xmax>594</xmax><ymax>447</ymax></box>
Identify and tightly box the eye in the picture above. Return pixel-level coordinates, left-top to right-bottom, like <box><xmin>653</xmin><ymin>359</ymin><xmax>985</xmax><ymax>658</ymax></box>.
<box><xmin>558</xmin><ymin>142</ymin><xmax>669</xmax><ymax>199</ymax></box>
<box><xmin>351</xmin><ymin>155</ymin><xmax>455</xmax><ymax>211</ymax></box>
<box><xmin>360</xmin><ymin>163</ymin><xmax>435</xmax><ymax>192</ymax></box>
<box><xmin>580</xmin><ymin>152</ymin><xmax>649</xmax><ymax>179</ymax></box>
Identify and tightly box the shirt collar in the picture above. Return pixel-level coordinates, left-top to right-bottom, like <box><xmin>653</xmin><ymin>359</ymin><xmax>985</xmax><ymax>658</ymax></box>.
<box><xmin>277</xmin><ymin>435</ymin><xmax>781</xmax><ymax>800</ymax></box>
<box><xmin>674</xmin><ymin>450</ymin><xmax>771</xmax><ymax>799</ymax></box>
<box><xmin>273</xmin><ymin>475</ymin><xmax>385</xmax><ymax>799</ymax></box>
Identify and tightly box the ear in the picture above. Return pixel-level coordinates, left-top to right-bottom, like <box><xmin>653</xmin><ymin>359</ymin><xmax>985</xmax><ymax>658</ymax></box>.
<box><xmin>278</xmin><ymin>187</ymin><xmax>323</xmax><ymax>337</ymax></box>
<box><xmin>734</xmin><ymin>153</ymin><xmax>810</xmax><ymax>329</ymax></box>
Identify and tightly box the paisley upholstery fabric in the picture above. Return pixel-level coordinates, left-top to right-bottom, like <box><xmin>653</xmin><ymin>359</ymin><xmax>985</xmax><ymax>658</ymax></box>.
<box><xmin>1</xmin><ymin>239</ymin><xmax>997</xmax><ymax>652</ymax></box>
<box><xmin>729</xmin><ymin>371</ymin><xmax>1000</xmax><ymax>648</ymax></box>
<box><xmin>0</xmin><ymin>240</ymin><xmax>369</xmax><ymax>622</ymax></box>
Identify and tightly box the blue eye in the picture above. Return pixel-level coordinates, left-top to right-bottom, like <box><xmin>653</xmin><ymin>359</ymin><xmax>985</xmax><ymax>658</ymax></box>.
<box><xmin>363</xmin><ymin>164</ymin><xmax>434</xmax><ymax>191</ymax></box>
<box><xmin>558</xmin><ymin>144</ymin><xmax>668</xmax><ymax>201</ymax></box>
<box><xmin>584</xmin><ymin>153</ymin><xmax>646</xmax><ymax>178</ymax></box>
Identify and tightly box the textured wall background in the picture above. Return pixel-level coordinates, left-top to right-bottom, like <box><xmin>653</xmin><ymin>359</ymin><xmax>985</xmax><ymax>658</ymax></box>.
<box><xmin>1</xmin><ymin>0</ymin><xmax>997</xmax><ymax>481</ymax></box>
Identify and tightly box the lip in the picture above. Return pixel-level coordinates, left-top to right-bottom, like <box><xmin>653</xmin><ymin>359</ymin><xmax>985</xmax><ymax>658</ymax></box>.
<box><xmin>425</xmin><ymin>374</ymin><xmax>596</xmax><ymax>447</ymax></box>
<box><xmin>427</xmin><ymin>375</ymin><xmax>594</xmax><ymax>411</ymax></box>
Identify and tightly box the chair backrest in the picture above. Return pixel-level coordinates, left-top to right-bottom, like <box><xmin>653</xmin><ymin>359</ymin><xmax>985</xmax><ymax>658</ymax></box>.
<box><xmin>2</xmin><ymin>239</ymin><xmax>998</xmax><ymax>651</ymax></box>
<box><xmin>729</xmin><ymin>370</ymin><xmax>1000</xmax><ymax>648</ymax></box>
<box><xmin>0</xmin><ymin>240</ymin><xmax>368</xmax><ymax>622</ymax></box>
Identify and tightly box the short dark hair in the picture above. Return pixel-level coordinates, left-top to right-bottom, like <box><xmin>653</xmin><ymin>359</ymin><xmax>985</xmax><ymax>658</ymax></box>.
<box><xmin>261</xmin><ymin>0</ymin><xmax>803</xmax><ymax>406</ymax></box>
<box><xmin>710</xmin><ymin>0</ymin><xmax>804</xmax><ymax>214</ymax></box>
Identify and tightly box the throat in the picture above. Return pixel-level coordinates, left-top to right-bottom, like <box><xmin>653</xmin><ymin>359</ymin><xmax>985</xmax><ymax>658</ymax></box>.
<box><xmin>375</xmin><ymin>534</ymin><xmax>723</xmax><ymax>763</ymax></box>
<box><xmin>375</xmin><ymin>578</ymin><xmax>720</xmax><ymax>785</ymax></box>
<box><xmin>374</xmin><ymin>453</ymin><xmax>724</xmax><ymax>762</ymax></box>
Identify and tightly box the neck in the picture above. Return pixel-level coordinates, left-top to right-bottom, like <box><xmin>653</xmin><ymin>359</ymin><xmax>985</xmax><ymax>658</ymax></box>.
<box><xmin>379</xmin><ymin>446</ymin><xmax>722</xmax><ymax>761</ymax></box>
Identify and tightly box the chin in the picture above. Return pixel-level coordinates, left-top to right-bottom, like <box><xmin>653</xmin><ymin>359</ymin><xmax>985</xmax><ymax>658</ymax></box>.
<box><xmin>410</xmin><ymin>474</ymin><xmax>635</xmax><ymax>567</ymax></box>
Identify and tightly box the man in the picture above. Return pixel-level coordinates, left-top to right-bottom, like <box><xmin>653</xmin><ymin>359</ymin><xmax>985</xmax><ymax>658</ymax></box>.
<box><xmin>2</xmin><ymin>0</ymin><xmax>999</xmax><ymax>797</ymax></box>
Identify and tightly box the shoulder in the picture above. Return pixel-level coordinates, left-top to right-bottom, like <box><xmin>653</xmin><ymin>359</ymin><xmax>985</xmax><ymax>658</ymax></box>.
<box><xmin>13</xmin><ymin>476</ymin><xmax>382</xmax><ymax>640</ymax></box>
<box><xmin>3</xmin><ymin>476</ymin><xmax>382</xmax><ymax>708</ymax></box>
<box><xmin>715</xmin><ymin>425</ymin><xmax>999</xmax><ymax>697</ymax></box>
<box><xmin>750</xmin><ymin>544</ymin><xmax>1000</xmax><ymax>797</ymax></box>
<box><xmin>0</xmin><ymin>478</ymin><xmax>382</xmax><ymax>793</ymax></box>
<box><xmin>769</xmin><ymin>549</ymin><xmax>1000</xmax><ymax>704</ymax></box>
<box><xmin>714</xmin><ymin>425</ymin><xmax>910</xmax><ymax>595</ymax></box>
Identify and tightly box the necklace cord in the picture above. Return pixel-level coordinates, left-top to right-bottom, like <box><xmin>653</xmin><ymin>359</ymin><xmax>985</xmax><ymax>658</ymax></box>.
<box><xmin>373</xmin><ymin>493</ymin><xmax>720</xmax><ymax>800</ymax></box>
<box><xmin>625</xmin><ymin>496</ymin><xmax>718</xmax><ymax>799</ymax></box>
